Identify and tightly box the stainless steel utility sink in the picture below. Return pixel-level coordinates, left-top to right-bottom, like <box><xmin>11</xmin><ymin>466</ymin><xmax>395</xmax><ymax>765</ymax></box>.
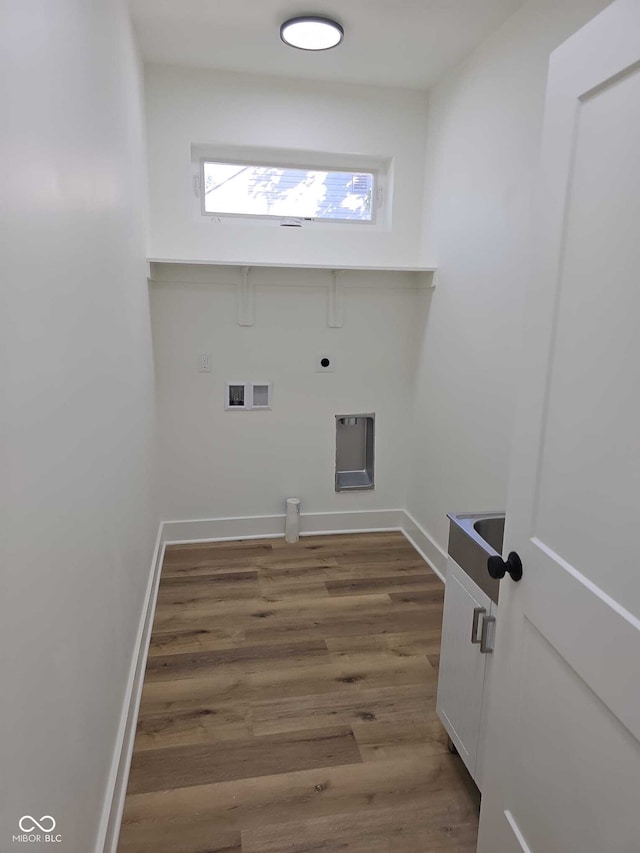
<box><xmin>473</xmin><ymin>516</ymin><xmax>505</xmax><ymax>554</ymax></box>
<box><xmin>447</xmin><ymin>512</ymin><xmax>506</xmax><ymax>604</ymax></box>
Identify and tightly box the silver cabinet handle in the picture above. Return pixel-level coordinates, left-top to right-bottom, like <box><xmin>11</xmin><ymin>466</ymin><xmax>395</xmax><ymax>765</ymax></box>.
<box><xmin>471</xmin><ymin>607</ymin><xmax>486</xmax><ymax>643</ymax></box>
<box><xmin>480</xmin><ymin>614</ymin><xmax>496</xmax><ymax>654</ymax></box>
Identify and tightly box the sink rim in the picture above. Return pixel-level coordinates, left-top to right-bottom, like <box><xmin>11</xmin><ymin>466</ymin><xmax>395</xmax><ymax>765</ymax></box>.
<box><xmin>447</xmin><ymin>511</ymin><xmax>505</xmax><ymax>605</ymax></box>
<box><xmin>447</xmin><ymin>511</ymin><xmax>505</xmax><ymax>558</ymax></box>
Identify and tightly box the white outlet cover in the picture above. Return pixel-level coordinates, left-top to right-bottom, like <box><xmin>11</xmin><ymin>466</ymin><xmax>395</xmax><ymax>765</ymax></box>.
<box><xmin>198</xmin><ymin>353</ymin><xmax>211</xmax><ymax>372</ymax></box>
<box><xmin>315</xmin><ymin>354</ymin><xmax>336</xmax><ymax>372</ymax></box>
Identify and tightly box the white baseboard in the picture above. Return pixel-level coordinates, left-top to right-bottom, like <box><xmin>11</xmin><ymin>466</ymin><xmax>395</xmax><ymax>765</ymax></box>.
<box><xmin>300</xmin><ymin>508</ymin><xmax>404</xmax><ymax>536</ymax></box>
<box><xmin>97</xmin><ymin>522</ymin><xmax>166</xmax><ymax>853</ymax></box>
<box><xmin>162</xmin><ymin>513</ymin><xmax>285</xmax><ymax>543</ymax></box>
<box><xmin>401</xmin><ymin>510</ymin><xmax>448</xmax><ymax>583</ymax></box>
<box><xmin>162</xmin><ymin>508</ymin><xmax>406</xmax><ymax>544</ymax></box>
<box><xmin>100</xmin><ymin>506</ymin><xmax>447</xmax><ymax>850</ymax></box>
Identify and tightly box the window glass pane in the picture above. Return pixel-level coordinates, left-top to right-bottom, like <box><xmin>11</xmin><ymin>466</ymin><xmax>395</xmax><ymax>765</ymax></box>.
<box><xmin>203</xmin><ymin>162</ymin><xmax>374</xmax><ymax>221</ymax></box>
<box><xmin>252</xmin><ymin>385</ymin><xmax>270</xmax><ymax>408</ymax></box>
<box><xmin>228</xmin><ymin>385</ymin><xmax>245</xmax><ymax>407</ymax></box>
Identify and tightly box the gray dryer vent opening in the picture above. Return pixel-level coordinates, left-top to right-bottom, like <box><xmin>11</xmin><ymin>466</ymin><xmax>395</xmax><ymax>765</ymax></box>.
<box><xmin>335</xmin><ymin>414</ymin><xmax>375</xmax><ymax>492</ymax></box>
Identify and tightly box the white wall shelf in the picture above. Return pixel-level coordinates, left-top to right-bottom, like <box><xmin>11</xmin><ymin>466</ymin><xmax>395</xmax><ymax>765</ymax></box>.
<box><xmin>147</xmin><ymin>257</ymin><xmax>437</xmax><ymax>274</ymax></box>
<box><xmin>147</xmin><ymin>260</ymin><xmax>436</xmax><ymax>328</ymax></box>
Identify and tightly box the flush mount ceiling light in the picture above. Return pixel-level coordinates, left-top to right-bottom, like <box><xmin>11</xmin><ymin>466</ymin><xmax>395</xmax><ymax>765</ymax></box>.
<box><xmin>280</xmin><ymin>16</ymin><xmax>344</xmax><ymax>51</ymax></box>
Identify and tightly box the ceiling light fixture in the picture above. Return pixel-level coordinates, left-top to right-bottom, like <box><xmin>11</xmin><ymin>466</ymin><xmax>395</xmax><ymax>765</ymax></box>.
<box><xmin>280</xmin><ymin>16</ymin><xmax>344</xmax><ymax>51</ymax></box>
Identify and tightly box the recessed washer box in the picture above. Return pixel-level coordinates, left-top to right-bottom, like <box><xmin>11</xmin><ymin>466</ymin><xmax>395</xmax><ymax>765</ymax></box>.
<box><xmin>335</xmin><ymin>414</ymin><xmax>375</xmax><ymax>491</ymax></box>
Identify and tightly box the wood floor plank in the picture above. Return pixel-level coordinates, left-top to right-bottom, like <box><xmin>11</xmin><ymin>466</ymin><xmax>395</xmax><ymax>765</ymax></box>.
<box><xmin>162</xmin><ymin>544</ymin><xmax>273</xmax><ymax>577</ymax></box>
<box><xmin>257</xmin><ymin>579</ymin><xmax>331</xmax><ymax>599</ymax></box>
<box><xmin>251</xmin><ymin>682</ymin><xmax>436</xmax><ymax>737</ymax></box>
<box><xmin>162</xmin><ymin>560</ymin><xmax>266</xmax><ymax>578</ymax></box>
<box><xmin>243</xmin><ymin>607</ymin><xmax>437</xmax><ymax>646</ymax></box>
<box><xmin>120</xmin><ymin>754</ymin><xmax>468</xmax><ymax>850</ymax></box>
<box><xmin>240</xmin><ymin>795</ymin><xmax>479</xmax><ymax>853</ymax></box>
<box><xmin>157</xmin><ymin>572</ymin><xmax>260</xmax><ymax>605</ymax></box>
<box><xmin>137</xmin><ymin>654</ymin><xmax>434</xmax><ymax>738</ymax></box>
<box><xmin>165</xmin><ymin>541</ymin><xmax>273</xmax><ymax>561</ymax></box>
<box><xmin>117</xmin><ymin>532</ymin><xmax>479</xmax><ymax>853</ymax></box>
<box><xmin>352</xmin><ymin>716</ymin><xmax>449</xmax><ymax>761</ymax></box>
<box><xmin>155</xmin><ymin>589</ymin><xmax>394</xmax><ymax>618</ymax></box>
<box><xmin>389</xmin><ymin>587</ymin><xmax>445</xmax><ymax>606</ymax></box>
<box><xmin>160</xmin><ymin>569</ymin><xmax>260</xmax><ymax>585</ymax></box>
<box><xmin>321</xmin><ymin>547</ymin><xmax>431</xmax><ymax>566</ymax></box>
<box><xmin>258</xmin><ymin>559</ymin><xmax>428</xmax><ymax>583</ymax></box>
<box><xmin>118</xmin><ymin>821</ymin><xmax>241</xmax><ymax>853</ymax></box>
<box><xmin>261</xmin><ymin>560</ymin><xmax>424</xmax><ymax>587</ymax></box>
<box><xmin>134</xmin><ymin>697</ymin><xmax>253</xmax><ymax>751</ymax></box>
<box><xmin>268</xmin><ymin>532</ymin><xmax>407</xmax><ymax>552</ymax></box>
<box><xmin>151</xmin><ymin>591</ymin><xmax>396</xmax><ymax>633</ymax></box>
<box><xmin>151</xmin><ymin>623</ymin><xmax>442</xmax><ymax>662</ymax></box>
<box><xmin>325</xmin><ymin>629</ymin><xmax>442</xmax><ymax>658</ymax></box>
<box><xmin>325</xmin><ymin>572</ymin><xmax>439</xmax><ymax>596</ymax></box>
<box><xmin>150</xmin><ymin>606</ymin><xmax>440</xmax><ymax>642</ymax></box>
<box><xmin>127</xmin><ymin>726</ymin><xmax>361</xmax><ymax>794</ymax></box>
<box><xmin>147</xmin><ymin>626</ymin><xmax>246</xmax><ymax>657</ymax></box>
<box><xmin>253</xmin><ymin>555</ymin><xmax>340</xmax><ymax>571</ymax></box>
<box><xmin>144</xmin><ymin>639</ymin><xmax>330</xmax><ymax>683</ymax></box>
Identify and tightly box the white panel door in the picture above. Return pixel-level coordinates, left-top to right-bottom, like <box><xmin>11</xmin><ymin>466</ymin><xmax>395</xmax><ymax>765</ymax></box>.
<box><xmin>477</xmin><ymin>1</ymin><xmax>640</xmax><ymax>851</ymax></box>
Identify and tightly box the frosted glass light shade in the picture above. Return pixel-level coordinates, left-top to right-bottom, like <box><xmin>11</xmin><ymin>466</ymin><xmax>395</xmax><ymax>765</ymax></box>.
<box><xmin>280</xmin><ymin>16</ymin><xmax>344</xmax><ymax>51</ymax></box>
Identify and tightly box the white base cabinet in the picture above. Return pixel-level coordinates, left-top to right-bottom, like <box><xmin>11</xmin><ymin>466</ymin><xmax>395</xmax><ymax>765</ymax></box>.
<box><xmin>436</xmin><ymin>556</ymin><xmax>497</xmax><ymax>789</ymax></box>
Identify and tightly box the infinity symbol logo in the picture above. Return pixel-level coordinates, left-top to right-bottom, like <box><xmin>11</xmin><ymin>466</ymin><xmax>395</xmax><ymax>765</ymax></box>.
<box><xmin>19</xmin><ymin>815</ymin><xmax>56</xmax><ymax>833</ymax></box>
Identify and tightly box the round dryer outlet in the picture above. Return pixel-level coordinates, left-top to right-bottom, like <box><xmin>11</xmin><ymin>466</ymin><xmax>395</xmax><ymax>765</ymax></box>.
<box><xmin>315</xmin><ymin>354</ymin><xmax>336</xmax><ymax>372</ymax></box>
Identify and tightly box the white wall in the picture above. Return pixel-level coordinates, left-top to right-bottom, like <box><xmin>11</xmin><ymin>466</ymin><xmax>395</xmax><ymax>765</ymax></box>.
<box><xmin>407</xmin><ymin>0</ymin><xmax>611</xmax><ymax>555</ymax></box>
<box><xmin>144</xmin><ymin>65</ymin><xmax>429</xmax><ymax>268</ymax></box>
<box><xmin>151</xmin><ymin>264</ymin><xmax>428</xmax><ymax>521</ymax></box>
<box><xmin>0</xmin><ymin>2</ymin><xmax>158</xmax><ymax>851</ymax></box>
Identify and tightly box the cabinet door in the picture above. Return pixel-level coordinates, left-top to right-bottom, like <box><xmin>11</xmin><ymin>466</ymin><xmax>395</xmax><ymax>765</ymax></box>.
<box><xmin>436</xmin><ymin>557</ymin><xmax>491</xmax><ymax>780</ymax></box>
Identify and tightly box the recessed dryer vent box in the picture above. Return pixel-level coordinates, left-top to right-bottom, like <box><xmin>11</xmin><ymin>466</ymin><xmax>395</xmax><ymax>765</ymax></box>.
<box><xmin>335</xmin><ymin>414</ymin><xmax>375</xmax><ymax>492</ymax></box>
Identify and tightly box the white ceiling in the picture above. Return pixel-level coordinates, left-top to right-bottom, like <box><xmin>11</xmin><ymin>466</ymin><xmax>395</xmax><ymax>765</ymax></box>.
<box><xmin>129</xmin><ymin>0</ymin><xmax>525</xmax><ymax>91</ymax></box>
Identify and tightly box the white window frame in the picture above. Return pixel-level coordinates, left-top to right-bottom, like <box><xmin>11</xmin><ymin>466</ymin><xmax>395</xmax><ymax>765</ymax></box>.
<box><xmin>191</xmin><ymin>145</ymin><xmax>390</xmax><ymax>229</ymax></box>
<box><xmin>224</xmin><ymin>382</ymin><xmax>273</xmax><ymax>411</ymax></box>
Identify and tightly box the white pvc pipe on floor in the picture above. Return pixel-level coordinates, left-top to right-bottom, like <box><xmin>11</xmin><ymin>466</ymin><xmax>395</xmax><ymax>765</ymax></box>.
<box><xmin>285</xmin><ymin>497</ymin><xmax>301</xmax><ymax>543</ymax></box>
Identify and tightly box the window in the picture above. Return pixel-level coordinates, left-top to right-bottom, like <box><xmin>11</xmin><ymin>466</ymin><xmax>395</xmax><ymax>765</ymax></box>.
<box><xmin>201</xmin><ymin>160</ymin><xmax>376</xmax><ymax>223</ymax></box>
<box><xmin>225</xmin><ymin>382</ymin><xmax>272</xmax><ymax>411</ymax></box>
<box><xmin>227</xmin><ymin>384</ymin><xmax>245</xmax><ymax>407</ymax></box>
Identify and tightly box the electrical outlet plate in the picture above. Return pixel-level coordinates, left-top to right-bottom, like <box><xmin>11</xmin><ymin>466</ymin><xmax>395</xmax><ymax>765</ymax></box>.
<box><xmin>315</xmin><ymin>354</ymin><xmax>335</xmax><ymax>373</ymax></box>
<box><xmin>198</xmin><ymin>353</ymin><xmax>211</xmax><ymax>372</ymax></box>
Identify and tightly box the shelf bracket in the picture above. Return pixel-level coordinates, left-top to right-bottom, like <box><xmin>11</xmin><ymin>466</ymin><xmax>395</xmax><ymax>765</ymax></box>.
<box><xmin>422</xmin><ymin>269</ymin><xmax>437</xmax><ymax>289</ymax></box>
<box><xmin>237</xmin><ymin>266</ymin><xmax>254</xmax><ymax>326</ymax></box>
<box><xmin>328</xmin><ymin>270</ymin><xmax>344</xmax><ymax>328</ymax></box>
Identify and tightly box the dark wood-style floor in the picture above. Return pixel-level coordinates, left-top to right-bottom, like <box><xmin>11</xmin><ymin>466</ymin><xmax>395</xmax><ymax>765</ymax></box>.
<box><xmin>117</xmin><ymin>532</ymin><xmax>480</xmax><ymax>853</ymax></box>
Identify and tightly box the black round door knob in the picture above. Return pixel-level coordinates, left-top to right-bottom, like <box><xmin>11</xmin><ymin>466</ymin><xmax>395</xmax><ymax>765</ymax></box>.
<box><xmin>487</xmin><ymin>551</ymin><xmax>523</xmax><ymax>582</ymax></box>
